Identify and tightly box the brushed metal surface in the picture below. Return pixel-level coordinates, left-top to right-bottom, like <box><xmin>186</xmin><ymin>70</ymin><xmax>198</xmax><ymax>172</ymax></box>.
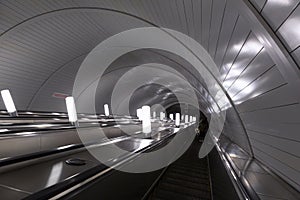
<box><xmin>0</xmin><ymin>151</ymin><xmax>98</xmax><ymax>193</ymax></box>
<box><xmin>0</xmin><ymin>0</ymin><xmax>300</xmax><ymax>193</ymax></box>
<box><xmin>245</xmin><ymin>171</ymin><xmax>299</xmax><ymax>200</ymax></box>
<box><xmin>0</xmin><ymin>185</ymin><xmax>29</xmax><ymax>200</ymax></box>
<box><xmin>220</xmin><ymin>135</ymin><xmax>300</xmax><ymax>199</ymax></box>
<box><xmin>0</xmin><ymin>136</ymin><xmax>157</xmax><ymax>196</ymax></box>
<box><xmin>249</xmin><ymin>0</ymin><xmax>267</xmax><ymax>11</ymax></box>
<box><xmin>262</xmin><ymin>0</ymin><xmax>300</xmax><ymax>30</ymax></box>
<box><xmin>277</xmin><ymin>4</ymin><xmax>300</xmax><ymax>51</ymax></box>
<box><xmin>292</xmin><ymin>46</ymin><xmax>300</xmax><ymax>66</ymax></box>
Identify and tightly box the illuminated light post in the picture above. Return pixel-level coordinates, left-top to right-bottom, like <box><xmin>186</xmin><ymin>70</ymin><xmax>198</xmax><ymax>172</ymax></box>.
<box><xmin>160</xmin><ymin>112</ymin><xmax>165</xmax><ymax>120</ymax></box>
<box><xmin>1</xmin><ymin>89</ymin><xmax>18</xmax><ymax>117</ymax></box>
<box><xmin>65</xmin><ymin>97</ymin><xmax>78</xmax><ymax>126</ymax></box>
<box><xmin>185</xmin><ymin>115</ymin><xmax>189</xmax><ymax>124</ymax></box>
<box><xmin>142</xmin><ymin>105</ymin><xmax>151</xmax><ymax>134</ymax></box>
<box><xmin>104</xmin><ymin>104</ymin><xmax>110</xmax><ymax>116</ymax></box>
<box><xmin>175</xmin><ymin>113</ymin><xmax>180</xmax><ymax>127</ymax></box>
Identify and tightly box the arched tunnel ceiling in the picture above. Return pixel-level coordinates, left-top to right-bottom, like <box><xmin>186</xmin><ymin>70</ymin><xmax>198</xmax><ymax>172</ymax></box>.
<box><xmin>0</xmin><ymin>0</ymin><xmax>300</xmax><ymax>191</ymax></box>
<box><xmin>93</xmin><ymin>49</ymin><xmax>212</xmax><ymax>116</ymax></box>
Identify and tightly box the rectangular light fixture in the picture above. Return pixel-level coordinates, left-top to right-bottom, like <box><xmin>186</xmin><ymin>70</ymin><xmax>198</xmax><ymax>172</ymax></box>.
<box><xmin>1</xmin><ymin>89</ymin><xmax>18</xmax><ymax>116</ymax></box>
<box><xmin>185</xmin><ymin>115</ymin><xmax>189</xmax><ymax>124</ymax></box>
<box><xmin>160</xmin><ymin>112</ymin><xmax>164</xmax><ymax>120</ymax></box>
<box><xmin>104</xmin><ymin>104</ymin><xmax>110</xmax><ymax>116</ymax></box>
<box><xmin>193</xmin><ymin>116</ymin><xmax>196</xmax><ymax>122</ymax></box>
<box><xmin>169</xmin><ymin>113</ymin><xmax>174</xmax><ymax>120</ymax></box>
<box><xmin>153</xmin><ymin>111</ymin><xmax>156</xmax><ymax>118</ymax></box>
<box><xmin>142</xmin><ymin>105</ymin><xmax>151</xmax><ymax>134</ymax></box>
<box><xmin>175</xmin><ymin>113</ymin><xmax>180</xmax><ymax>127</ymax></box>
<box><xmin>65</xmin><ymin>97</ymin><xmax>78</xmax><ymax>125</ymax></box>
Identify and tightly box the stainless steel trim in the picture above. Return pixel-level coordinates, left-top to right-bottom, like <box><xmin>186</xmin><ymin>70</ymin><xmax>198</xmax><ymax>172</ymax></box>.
<box><xmin>215</xmin><ymin>143</ymin><xmax>251</xmax><ymax>200</ymax></box>
<box><xmin>47</xmin><ymin>129</ymin><xmax>181</xmax><ymax>199</ymax></box>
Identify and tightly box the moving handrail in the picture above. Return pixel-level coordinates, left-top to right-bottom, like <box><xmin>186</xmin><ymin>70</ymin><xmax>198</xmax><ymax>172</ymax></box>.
<box><xmin>0</xmin><ymin>110</ymin><xmax>137</xmax><ymax>120</ymax></box>
<box><xmin>0</xmin><ymin>118</ymin><xmax>140</xmax><ymax>135</ymax></box>
<box><xmin>0</xmin><ymin>128</ymin><xmax>154</xmax><ymax>168</ymax></box>
<box><xmin>0</xmin><ymin>111</ymin><xmax>139</xmax><ymax>133</ymax></box>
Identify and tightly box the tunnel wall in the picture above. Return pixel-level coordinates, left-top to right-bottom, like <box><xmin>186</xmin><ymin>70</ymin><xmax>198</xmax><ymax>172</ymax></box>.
<box><xmin>250</xmin><ymin>0</ymin><xmax>300</xmax><ymax>69</ymax></box>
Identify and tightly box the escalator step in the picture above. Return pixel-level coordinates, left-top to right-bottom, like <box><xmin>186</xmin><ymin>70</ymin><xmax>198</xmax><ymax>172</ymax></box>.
<box><xmin>175</xmin><ymin>160</ymin><xmax>208</xmax><ymax>168</ymax></box>
<box><xmin>153</xmin><ymin>188</ymin><xmax>210</xmax><ymax>200</ymax></box>
<box><xmin>174</xmin><ymin>161</ymin><xmax>207</xmax><ymax>167</ymax></box>
<box><xmin>163</xmin><ymin>176</ymin><xmax>210</xmax><ymax>191</ymax></box>
<box><xmin>147</xmin><ymin>141</ymin><xmax>211</xmax><ymax>200</ymax></box>
<box><xmin>165</xmin><ymin>172</ymin><xmax>209</xmax><ymax>184</ymax></box>
<box><xmin>148</xmin><ymin>196</ymin><xmax>164</xmax><ymax>200</ymax></box>
<box><xmin>168</xmin><ymin>168</ymin><xmax>209</xmax><ymax>179</ymax></box>
<box><xmin>158</xmin><ymin>182</ymin><xmax>211</xmax><ymax>198</ymax></box>
<box><xmin>170</xmin><ymin>164</ymin><xmax>208</xmax><ymax>172</ymax></box>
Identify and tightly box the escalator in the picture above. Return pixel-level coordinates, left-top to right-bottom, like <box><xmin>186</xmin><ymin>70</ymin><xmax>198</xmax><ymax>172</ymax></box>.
<box><xmin>147</xmin><ymin>140</ymin><xmax>211</xmax><ymax>200</ymax></box>
<box><xmin>1</xmin><ymin>122</ymin><xmax>298</xmax><ymax>200</ymax></box>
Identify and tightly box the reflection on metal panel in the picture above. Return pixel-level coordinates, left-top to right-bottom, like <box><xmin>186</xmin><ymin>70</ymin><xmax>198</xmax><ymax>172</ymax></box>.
<box><xmin>249</xmin><ymin>0</ymin><xmax>267</xmax><ymax>11</ymax></box>
<box><xmin>45</xmin><ymin>162</ymin><xmax>63</xmax><ymax>187</ymax></box>
<box><xmin>262</xmin><ymin>0</ymin><xmax>299</xmax><ymax>30</ymax></box>
<box><xmin>219</xmin><ymin>135</ymin><xmax>300</xmax><ymax>199</ymax></box>
<box><xmin>0</xmin><ymin>0</ymin><xmax>300</xmax><ymax>195</ymax></box>
<box><xmin>277</xmin><ymin>5</ymin><xmax>300</xmax><ymax>51</ymax></box>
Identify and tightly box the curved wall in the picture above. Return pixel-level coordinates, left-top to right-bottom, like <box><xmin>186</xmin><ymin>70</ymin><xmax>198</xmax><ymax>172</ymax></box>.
<box><xmin>0</xmin><ymin>0</ymin><xmax>299</xmax><ymax>190</ymax></box>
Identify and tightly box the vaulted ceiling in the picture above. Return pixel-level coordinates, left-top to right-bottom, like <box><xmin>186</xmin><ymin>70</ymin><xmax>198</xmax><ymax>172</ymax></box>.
<box><xmin>0</xmin><ymin>0</ymin><xmax>300</xmax><ymax>191</ymax></box>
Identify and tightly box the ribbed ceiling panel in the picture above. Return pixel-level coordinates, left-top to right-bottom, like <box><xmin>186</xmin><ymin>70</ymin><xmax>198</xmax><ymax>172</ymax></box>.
<box><xmin>0</xmin><ymin>0</ymin><xmax>299</xmax><ymax>190</ymax></box>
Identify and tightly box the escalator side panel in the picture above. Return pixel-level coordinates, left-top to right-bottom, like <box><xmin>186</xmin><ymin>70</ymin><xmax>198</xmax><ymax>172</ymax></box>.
<box><xmin>208</xmin><ymin>148</ymin><xmax>240</xmax><ymax>200</ymax></box>
<box><xmin>62</xmin><ymin>169</ymin><xmax>163</xmax><ymax>200</ymax></box>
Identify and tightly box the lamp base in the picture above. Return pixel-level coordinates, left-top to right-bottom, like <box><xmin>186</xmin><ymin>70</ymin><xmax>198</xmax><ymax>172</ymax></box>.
<box><xmin>8</xmin><ymin>111</ymin><xmax>18</xmax><ymax>117</ymax></box>
<box><xmin>71</xmin><ymin>121</ymin><xmax>79</xmax><ymax>127</ymax></box>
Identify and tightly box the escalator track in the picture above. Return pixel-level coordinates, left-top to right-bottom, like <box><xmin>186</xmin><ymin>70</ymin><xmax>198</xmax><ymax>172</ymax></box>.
<box><xmin>148</xmin><ymin>140</ymin><xmax>211</xmax><ymax>200</ymax></box>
